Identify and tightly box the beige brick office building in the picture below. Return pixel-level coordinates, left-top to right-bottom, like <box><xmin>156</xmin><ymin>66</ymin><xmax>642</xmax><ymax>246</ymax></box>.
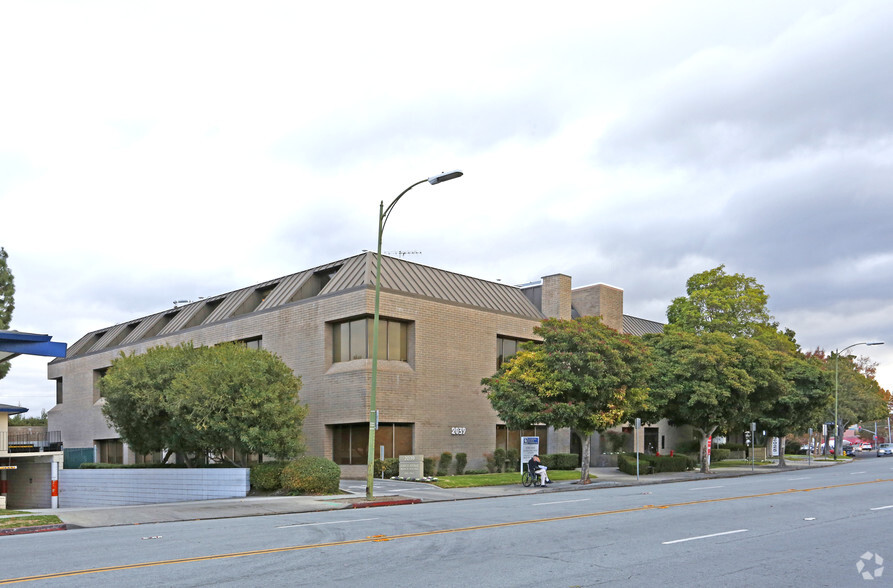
<box><xmin>47</xmin><ymin>253</ymin><xmax>675</xmax><ymax>471</ymax></box>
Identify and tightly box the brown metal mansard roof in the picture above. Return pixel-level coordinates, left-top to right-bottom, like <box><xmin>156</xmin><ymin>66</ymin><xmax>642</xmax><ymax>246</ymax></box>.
<box><xmin>60</xmin><ymin>253</ymin><xmax>545</xmax><ymax>360</ymax></box>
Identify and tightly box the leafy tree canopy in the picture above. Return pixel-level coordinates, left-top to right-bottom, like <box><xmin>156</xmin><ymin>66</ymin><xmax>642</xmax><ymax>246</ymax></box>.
<box><xmin>0</xmin><ymin>247</ymin><xmax>15</xmax><ymax>381</ymax></box>
<box><xmin>666</xmin><ymin>265</ymin><xmax>775</xmax><ymax>340</ymax></box>
<box><xmin>643</xmin><ymin>329</ymin><xmax>773</xmax><ymax>472</ymax></box>
<box><xmin>752</xmin><ymin>351</ymin><xmax>833</xmax><ymax>464</ymax></box>
<box><xmin>482</xmin><ymin>316</ymin><xmax>650</xmax><ymax>482</ymax></box>
<box><xmin>101</xmin><ymin>342</ymin><xmax>308</xmax><ymax>466</ymax></box>
<box><xmin>833</xmin><ymin>353</ymin><xmax>889</xmax><ymax>428</ymax></box>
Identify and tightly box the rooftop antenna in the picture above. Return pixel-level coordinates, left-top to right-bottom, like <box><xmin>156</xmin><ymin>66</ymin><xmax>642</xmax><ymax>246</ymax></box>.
<box><xmin>384</xmin><ymin>250</ymin><xmax>422</xmax><ymax>258</ymax></box>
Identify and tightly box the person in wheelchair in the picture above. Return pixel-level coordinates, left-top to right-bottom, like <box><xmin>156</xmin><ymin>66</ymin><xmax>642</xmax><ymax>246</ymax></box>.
<box><xmin>527</xmin><ymin>454</ymin><xmax>551</xmax><ymax>486</ymax></box>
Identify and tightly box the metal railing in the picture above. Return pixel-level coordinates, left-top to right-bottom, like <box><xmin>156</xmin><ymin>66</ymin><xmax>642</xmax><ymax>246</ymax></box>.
<box><xmin>3</xmin><ymin>430</ymin><xmax>62</xmax><ymax>453</ymax></box>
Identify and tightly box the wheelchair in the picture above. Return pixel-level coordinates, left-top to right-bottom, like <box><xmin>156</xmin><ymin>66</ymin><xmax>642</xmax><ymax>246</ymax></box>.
<box><xmin>521</xmin><ymin>466</ymin><xmax>542</xmax><ymax>487</ymax></box>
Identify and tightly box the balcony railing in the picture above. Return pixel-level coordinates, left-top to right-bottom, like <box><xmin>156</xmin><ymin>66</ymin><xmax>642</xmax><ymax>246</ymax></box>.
<box><xmin>1</xmin><ymin>430</ymin><xmax>63</xmax><ymax>453</ymax></box>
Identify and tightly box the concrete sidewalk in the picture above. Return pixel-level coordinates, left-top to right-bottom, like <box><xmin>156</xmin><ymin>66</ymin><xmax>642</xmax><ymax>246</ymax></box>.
<box><xmin>8</xmin><ymin>458</ymin><xmax>839</xmax><ymax>531</ymax></box>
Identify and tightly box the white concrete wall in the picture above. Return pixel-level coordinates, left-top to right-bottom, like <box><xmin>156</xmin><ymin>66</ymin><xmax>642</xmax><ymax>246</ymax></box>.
<box><xmin>59</xmin><ymin>468</ymin><xmax>250</xmax><ymax>507</ymax></box>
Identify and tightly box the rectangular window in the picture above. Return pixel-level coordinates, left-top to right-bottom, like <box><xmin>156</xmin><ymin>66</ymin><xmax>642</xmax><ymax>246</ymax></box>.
<box><xmin>332</xmin><ymin>317</ymin><xmax>409</xmax><ymax>363</ymax></box>
<box><xmin>55</xmin><ymin>378</ymin><xmax>63</xmax><ymax>404</ymax></box>
<box><xmin>330</xmin><ymin>422</ymin><xmax>413</xmax><ymax>464</ymax></box>
<box><xmin>350</xmin><ymin>319</ymin><xmax>365</xmax><ymax>360</ymax></box>
<box><xmin>496</xmin><ymin>425</ymin><xmax>549</xmax><ymax>455</ymax></box>
<box><xmin>238</xmin><ymin>336</ymin><xmax>262</xmax><ymax>350</ymax></box>
<box><xmin>97</xmin><ymin>439</ymin><xmax>124</xmax><ymax>464</ymax></box>
<box><xmin>497</xmin><ymin>336</ymin><xmax>524</xmax><ymax>368</ymax></box>
<box><xmin>93</xmin><ymin>367</ymin><xmax>109</xmax><ymax>403</ymax></box>
<box><xmin>133</xmin><ymin>451</ymin><xmax>163</xmax><ymax>465</ymax></box>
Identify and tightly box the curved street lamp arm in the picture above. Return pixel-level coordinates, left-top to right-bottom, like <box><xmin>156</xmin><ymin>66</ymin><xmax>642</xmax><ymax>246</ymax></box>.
<box><xmin>380</xmin><ymin>178</ymin><xmax>428</xmax><ymax>236</ymax></box>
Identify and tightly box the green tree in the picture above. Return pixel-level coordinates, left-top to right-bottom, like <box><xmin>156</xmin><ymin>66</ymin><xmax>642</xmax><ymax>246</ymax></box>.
<box><xmin>662</xmin><ymin>266</ymin><xmax>824</xmax><ymax>467</ymax></box>
<box><xmin>832</xmin><ymin>352</ymin><xmax>889</xmax><ymax>451</ymax></box>
<box><xmin>171</xmin><ymin>342</ymin><xmax>308</xmax><ymax>465</ymax></box>
<box><xmin>100</xmin><ymin>343</ymin><xmax>203</xmax><ymax>464</ymax></box>
<box><xmin>482</xmin><ymin>316</ymin><xmax>650</xmax><ymax>483</ymax></box>
<box><xmin>0</xmin><ymin>247</ymin><xmax>15</xmax><ymax>381</ymax></box>
<box><xmin>666</xmin><ymin>265</ymin><xmax>773</xmax><ymax>338</ymax></box>
<box><xmin>752</xmin><ymin>352</ymin><xmax>832</xmax><ymax>466</ymax></box>
<box><xmin>101</xmin><ymin>343</ymin><xmax>308</xmax><ymax>466</ymax></box>
<box><xmin>643</xmin><ymin>328</ymin><xmax>771</xmax><ymax>473</ymax></box>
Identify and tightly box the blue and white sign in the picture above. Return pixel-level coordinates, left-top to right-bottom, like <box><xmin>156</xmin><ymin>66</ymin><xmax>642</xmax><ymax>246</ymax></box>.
<box><xmin>520</xmin><ymin>436</ymin><xmax>540</xmax><ymax>472</ymax></box>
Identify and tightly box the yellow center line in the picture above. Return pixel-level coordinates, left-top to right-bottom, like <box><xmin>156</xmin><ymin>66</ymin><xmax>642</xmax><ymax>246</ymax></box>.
<box><xmin>4</xmin><ymin>478</ymin><xmax>891</xmax><ymax>584</ymax></box>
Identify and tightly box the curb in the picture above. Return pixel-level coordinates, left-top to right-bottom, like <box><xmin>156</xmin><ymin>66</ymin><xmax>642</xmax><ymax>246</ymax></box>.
<box><xmin>0</xmin><ymin>523</ymin><xmax>67</xmax><ymax>536</ymax></box>
<box><xmin>351</xmin><ymin>498</ymin><xmax>421</xmax><ymax>509</ymax></box>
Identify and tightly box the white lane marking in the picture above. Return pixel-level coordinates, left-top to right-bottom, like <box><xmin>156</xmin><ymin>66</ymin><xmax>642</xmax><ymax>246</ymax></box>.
<box><xmin>663</xmin><ymin>529</ymin><xmax>748</xmax><ymax>544</ymax></box>
<box><xmin>786</xmin><ymin>477</ymin><xmax>809</xmax><ymax>481</ymax></box>
<box><xmin>869</xmin><ymin>505</ymin><xmax>893</xmax><ymax>511</ymax></box>
<box><xmin>277</xmin><ymin>517</ymin><xmax>379</xmax><ymax>529</ymax></box>
<box><xmin>850</xmin><ymin>471</ymin><xmax>867</xmax><ymax>475</ymax></box>
<box><xmin>532</xmin><ymin>499</ymin><xmax>591</xmax><ymax>506</ymax></box>
<box><xmin>689</xmin><ymin>485</ymin><xmax>724</xmax><ymax>491</ymax></box>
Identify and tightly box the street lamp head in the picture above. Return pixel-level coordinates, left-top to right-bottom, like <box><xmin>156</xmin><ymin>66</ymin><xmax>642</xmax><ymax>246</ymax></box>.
<box><xmin>428</xmin><ymin>170</ymin><xmax>463</xmax><ymax>185</ymax></box>
<box><xmin>867</xmin><ymin>342</ymin><xmax>885</xmax><ymax>346</ymax></box>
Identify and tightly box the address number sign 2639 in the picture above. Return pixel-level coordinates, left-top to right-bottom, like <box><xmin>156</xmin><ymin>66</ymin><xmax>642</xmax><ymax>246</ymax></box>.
<box><xmin>451</xmin><ymin>427</ymin><xmax>467</xmax><ymax>435</ymax></box>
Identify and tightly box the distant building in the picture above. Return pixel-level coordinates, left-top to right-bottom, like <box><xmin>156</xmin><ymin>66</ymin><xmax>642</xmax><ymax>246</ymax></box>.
<box><xmin>48</xmin><ymin>253</ymin><xmax>677</xmax><ymax>474</ymax></box>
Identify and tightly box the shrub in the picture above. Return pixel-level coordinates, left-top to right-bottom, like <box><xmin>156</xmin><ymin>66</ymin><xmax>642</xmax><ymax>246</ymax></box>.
<box><xmin>437</xmin><ymin>452</ymin><xmax>453</xmax><ymax>476</ymax></box>
<box><xmin>675</xmin><ymin>439</ymin><xmax>701</xmax><ymax>454</ymax></box>
<box><xmin>280</xmin><ymin>456</ymin><xmax>341</xmax><ymax>495</ymax></box>
<box><xmin>464</xmin><ymin>469</ymin><xmax>488</xmax><ymax>475</ymax></box>
<box><xmin>785</xmin><ymin>442</ymin><xmax>802</xmax><ymax>454</ymax></box>
<box><xmin>506</xmin><ymin>448</ymin><xmax>520</xmax><ymax>471</ymax></box>
<box><xmin>374</xmin><ymin>458</ymin><xmax>399</xmax><ymax>478</ymax></box>
<box><xmin>483</xmin><ymin>453</ymin><xmax>497</xmax><ymax>473</ymax></box>
<box><xmin>455</xmin><ymin>453</ymin><xmax>467</xmax><ymax>475</ymax></box>
<box><xmin>541</xmin><ymin>453</ymin><xmax>579</xmax><ymax>470</ymax></box>
<box><xmin>618</xmin><ymin>453</ymin><xmax>693</xmax><ymax>475</ymax></box>
<box><xmin>423</xmin><ymin>457</ymin><xmax>436</xmax><ymax>477</ymax></box>
<box><xmin>710</xmin><ymin>448</ymin><xmax>730</xmax><ymax>463</ymax></box>
<box><xmin>250</xmin><ymin>461</ymin><xmax>287</xmax><ymax>491</ymax></box>
<box><xmin>493</xmin><ymin>448</ymin><xmax>507</xmax><ymax>473</ymax></box>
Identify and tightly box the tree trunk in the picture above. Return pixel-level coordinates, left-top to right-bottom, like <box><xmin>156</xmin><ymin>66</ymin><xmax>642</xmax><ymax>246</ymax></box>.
<box><xmin>579</xmin><ymin>432</ymin><xmax>592</xmax><ymax>484</ymax></box>
<box><xmin>777</xmin><ymin>437</ymin><xmax>786</xmax><ymax>467</ymax></box>
<box><xmin>699</xmin><ymin>426</ymin><xmax>718</xmax><ymax>474</ymax></box>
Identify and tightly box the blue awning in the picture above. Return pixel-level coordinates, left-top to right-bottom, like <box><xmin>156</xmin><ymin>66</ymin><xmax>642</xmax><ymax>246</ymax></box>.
<box><xmin>0</xmin><ymin>330</ymin><xmax>67</xmax><ymax>364</ymax></box>
<box><xmin>0</xmin><ymin>403</ymin><xmax>28</xmax><ymax>414</ymax></box>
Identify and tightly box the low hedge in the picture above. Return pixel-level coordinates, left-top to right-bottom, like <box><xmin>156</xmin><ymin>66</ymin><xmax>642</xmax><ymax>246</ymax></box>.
<box><xmin>618</xmin><ymin>453</ymin><xmax>694</xmax><ymax>475</ymax></box>
<box><xmin>711</xmin><ymin>448</ymin><xmax>730</xmax><ymax>463</ymax></box>
<box><xmin>250</xmin><ymin>461</ymin><xmax>287</xmax><ymax>491</ymax></box>
<box><xmin>540</xmin><ymin>453</ymin><xmax>579</xmax><ymax>470</ymax></box>
<box><xmin>785</xmin><ymin>442</ymin><xmax>802</xmax><ymax>454</ymax></box>
<box><xmin>280</xmin><ymin>456</ymin><xmax>341</xmax><ymax>495</ymax></box>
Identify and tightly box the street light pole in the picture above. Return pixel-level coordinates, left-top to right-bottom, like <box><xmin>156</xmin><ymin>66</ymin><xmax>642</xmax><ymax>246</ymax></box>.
<box><xmin>366</xmin><ymin>170</ymin><xmax>463</xmax><ymax>500</ymax></box>
<box><xmin>833</xmin><ymin>341</ymin><xmax>884</xmax><ymax>461</ymax></box>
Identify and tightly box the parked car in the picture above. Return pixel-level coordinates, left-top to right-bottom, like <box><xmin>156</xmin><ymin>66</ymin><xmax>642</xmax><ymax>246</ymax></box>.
<box><xmin>877</xmin><ymin>443</ymin><xmax>893</xmax><ymax>457</ymax></box>
<box><xmin>843</xmin><ymin>445</ymin><xmax>856</xmax><ymax>457</ymax></box>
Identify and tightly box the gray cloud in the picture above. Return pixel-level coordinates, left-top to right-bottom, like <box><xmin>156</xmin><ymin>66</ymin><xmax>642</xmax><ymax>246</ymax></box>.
<box><xmin>596</xmin><ymin>3</ymin><xmax>893</xmax><ymax>169</ymax></box>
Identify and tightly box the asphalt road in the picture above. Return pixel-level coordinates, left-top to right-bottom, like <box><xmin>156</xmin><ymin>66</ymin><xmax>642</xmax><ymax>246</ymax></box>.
<box><xmin>3</xmin><ymin>455</ymin><xmax>893</xmax><ymax>587</ymax></box>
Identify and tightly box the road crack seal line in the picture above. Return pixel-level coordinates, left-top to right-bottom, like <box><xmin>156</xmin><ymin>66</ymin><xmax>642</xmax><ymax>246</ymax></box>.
<box><xmin>4</xmin><ymin>478</ymin><xmax>892</xmax><ymax>585</ymax></box>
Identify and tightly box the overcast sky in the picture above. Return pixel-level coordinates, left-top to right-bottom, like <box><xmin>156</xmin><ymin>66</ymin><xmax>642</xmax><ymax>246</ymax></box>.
<box><xmin>2</xmin><ymin>1</ymin><xmax>892</xmax><ymax>416</ymax></box>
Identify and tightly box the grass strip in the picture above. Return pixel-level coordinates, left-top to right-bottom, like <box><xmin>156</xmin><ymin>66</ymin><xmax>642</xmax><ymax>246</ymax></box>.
<box><xmin>0</xmin><ymin>515</ymin><xmax>63</xmax><ymax>530</ymax></box>
<box><xmin>433</xmin><ymin>470</ymin><xmax>585</xmax><ymax>488</ymax></box>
